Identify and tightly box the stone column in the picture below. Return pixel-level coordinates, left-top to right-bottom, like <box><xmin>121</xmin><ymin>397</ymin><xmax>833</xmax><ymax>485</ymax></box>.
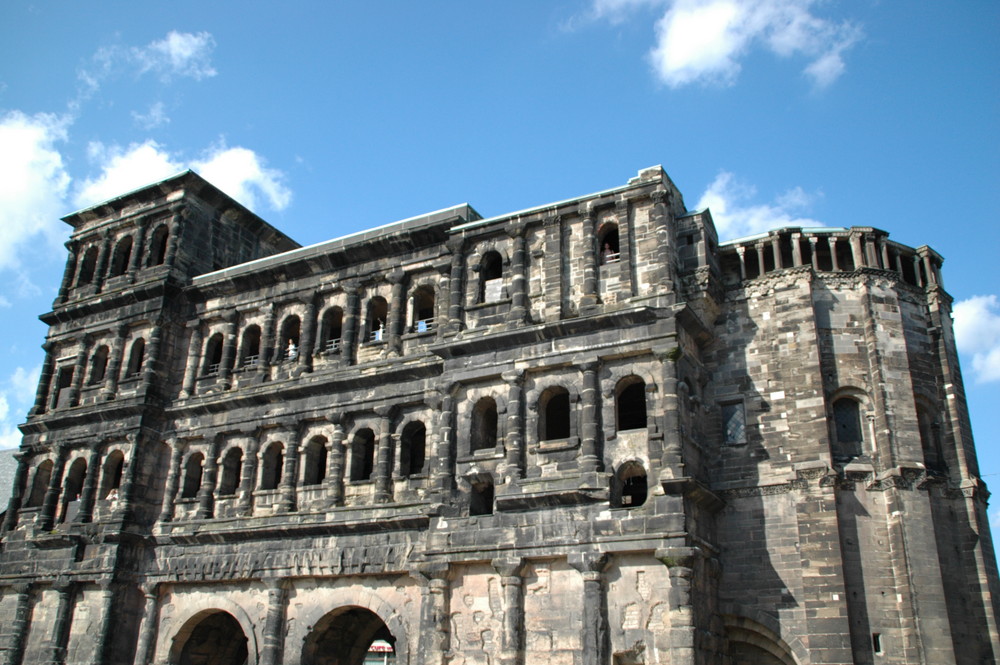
<box><xmin>850</xmin><ymin>232</ymin><xmax>865</xmax><ymax>268</ymax></box>
<box><xmin>492</xmin><ymin>557</ymin><xmax>527</xmax><ymax>665</ymax></box>
<box><xmin>238</xmin><ymin>442</ymin><xmax>259</xmax><ymax>517</ymax></box>
<box><xmin>217</xmin><ymin>313</ymin><xmax>238</xmax><ymax>389</ymax></box>
<box><xmin>162</xmin><ymin>210</ymin><xmax>184</xmax><ymax>268</ymax></box>
<box><xmin>754</xmin><ymin>243</ymin><xmax>765</xmax><ymax>276</ymax></box>
<box><xmin>568</xmin><ymin>552</ymin><xmax>608</xmax><ymax>665</ymax></box>
<box><xmin>415</xmin><ymin>563</ymin><xmax>450</xmax><ymax>665</ymax></box>
<box><xmin>735</xmin><ymin>246</ymin><xmax>747</xmax><ymax>281</ymax></box>
<box><xmin>579</xmin><ymin>361</ymin><xmax>601</xmax><ymax>473</ymax></box>
<box><xmin>650</xmin><ymin>189</ymin><xmax>675</xmax><ymax>291</ymax></box>
<box><xmin>56</xmin><ymin>242</ymin><xmax>78</xmax><ymax>304</ymax></box>
<box><xmin>387</xmin><ymin>272</ymin><xmax>406</xmax><ymax>356</ymax></box>
<box><xmin>132</xmin><ymin>583</ymin><xmax>160</xmax><ymax>665</ymax></box>
<box><xmin>791</xmin><ymin>232</ymin><xmax>803</xmax><ymax>267</ymax></box>
<box><xmin>158</xmin><ymin>441</ymin><xmax>184</xmax><ymax>523</ymax></box>
<box><xmin>65</xmin><ymin>340</ymin><xmax>88</xmax><ymax>408</ymax></box>
<box><xmin>92</xmin><ymin>234</ymin><xmax>111</xmax><ymax>293</ymax></box>
<box><xmin>433</xmin><ymin>392</ymin><xmax>455</xmax><ymax>494</ymax></box>
<box><xmin>658</xmin><ymin>349</ymin><xmax>682</xmax><ymax>479</ymax></box>
<box><xmin>43</xmin><ymin>580</ymin><xmax>75</xmax><ymax>665</ymax></box>
<box><xmin>30</xmin><ymin>343</ymin><xmax>56</xmax><ymax>416</ymax></box>
<box><xmin>507</xmin><ymin>224</ymin><xmax>528</xmax><ymax>324</ymax></box>
<box><xmin>829</xmin><ymin>237</ymin><xmax>840</xmax><ymax>271</ymax></box>
<box><xmin>102</xmin><ymin>324</ymin><xmax>129</xmax><ymax>401</ymax></box>
<box><xmin>93</xmin><ymin>579</ymin><xmax>116</xmax><ymax>665</ymax></box>
<box><xmin>259</xmin><ymin>304</ymin><xmax>277</xmax><ymax>368</ymax></box>
<box><xmin>374</xmin><ymin>407</ymin><xmax>394</xmax><ymax>503</ymax></box>
<box><xmin>809</xmin><ymin>237</ymin><xmax>820</xmax><ymax>271</ymax></box>
<box><xmin>327</xmin><ymin>416</ymin><xmax>346</xmax><ymax>506</ymax></box>
<box><xmin>196</xmin><ymin>435</ymin><xmax>222</xmax><ymax>519</ymax></box>
<box><xmin>880</xmin><ymin>238</ymin><xmax>890</xmax><ymax>271</ymax></box>
<box><xmin>580</xmin><ymin>204</ymin><xmax>599</xmax><ymax>310</ymax></box>
<box><xmin>656</xmin><ymin>547</ymin><xmax>699</xmax><ymax>665</ymax></box>
<box><xmin>298</xmin><ymin>295</ymin><xmax>318</xmax><ymax>371</ymax></box>
<box><xmin>180</xmin><ymin>323</ymin><xmax>203</xmax><ymax>399</ymax></box>
<box><xmin>75</xmin><ymin>446</ymin><xmax>102</xmax><ymax>523</ymax></box>
<box><xmin>139</xmin><ymin>320</ymin><xmax>164</xmax><ymax>393</ymax></box>
<box><xmin>37</xmin><ymin>447</ymin><xmax>67</xmax><ymax>532</ymax></box>
<box><xmin>502</xmin><ymin>371</ymin><xmax>525</xmax><ymax>480</ymax></box>
<box><xmin>278</xmin><ymin>435</ymin><xmax>300</xmax><ymax>513</ymax></box>
<box><xmin>1</xmin><ymin>455</ymin><xmax>29</xmax><ymax>533</ymax></box>
<box><xmin>921</xmin><ymin>250</ymin><xmax>938</xmax><ymax>285</ymax></box>
<box><xmin>117</xmin><ymin>433</ymin><xmax>143</xmax><ymax>523</ymax></box>
<box><xmin>127</xmin><ymin>221</ymin><xmax>148</xmax><ymax>281</ymax></box>
<box><xmin>259</xmin><ymin>578</ymin><xmax>288</xmax><ymax>665</ymax></box>
<box><xmin>340</xmin><ymin>285</ymin><xmax>361</xmax><ymax>365</ymax></box>
<box><xmin>771</xmin><ymin>236</ymin><xmax>783</xmax><ymax>270</ymax></box>
<box><xmin>4</xmin><ymin>582</ymin><xmax>33</xmax><ymax>665</ymax></box>
<box><xmin>445</xmin><ymin>237</ymin><xmax>465</xmax><ymax>332</ymax></box>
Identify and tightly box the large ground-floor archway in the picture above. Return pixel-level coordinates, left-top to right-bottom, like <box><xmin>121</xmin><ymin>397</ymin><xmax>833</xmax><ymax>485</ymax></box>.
<box><xmin>174</xmin><ymin>610</ymin><xmax>249</xmax><ymax>665</ymax></box>
<box><xmin>302</xmin><ymin>606</ymin><xmax>396</xmax><ymax>665</ymax></box>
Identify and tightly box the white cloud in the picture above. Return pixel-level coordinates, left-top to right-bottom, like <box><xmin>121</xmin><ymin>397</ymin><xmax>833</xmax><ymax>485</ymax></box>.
<box><xmin>0</xmin><ymin>111</ymin><xmax>72</xmax><ymax>271</ymax></box>
<box><xmin>0</xmin><ymin>366</ymin><xmax>39</xmax><ymax>451</ymax></box>
<box><xmin>591</xmin><ymin>0</ymin><xmax>861</xmax><ymax>88</ymax></box>
<box><xmin>697</xmin><ymin>171</ymin><xmax>822</xmax><ymax>240</ymax></box>
<box><xmin>953</xmin><ymin>295</ymin><xmax>1000</xmax><ymax>384</ymax></box>
<box><xmin>74</xmin><ymin>140</ymin><xmax>182</xmax><ymax>209</ymax></box>
<box><xmin>134</xmin><ymin>31</ymin><xmax>218</xmax><ymax>81</ymax></box>
<box><xmin>132</xmin><ymin>101</ymin><xmax>170</xmax><ymax>130</ymax></box>
<box><xmin>194</xmin><ymin>145</ymin><xmax>292</xmax><ymax>212</ymax></box>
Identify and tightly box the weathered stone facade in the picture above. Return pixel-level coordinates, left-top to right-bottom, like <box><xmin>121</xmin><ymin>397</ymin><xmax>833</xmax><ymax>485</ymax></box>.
<box><xmin>0</xmin><ymin>166</ymin><xmax>997</xmax><ymax>664</ymax></box>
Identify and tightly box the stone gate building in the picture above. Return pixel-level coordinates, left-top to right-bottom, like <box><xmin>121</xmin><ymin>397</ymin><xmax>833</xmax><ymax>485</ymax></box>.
<box><xmin>0</xmin><ymin>166</ymin><xmax>997</xmax><ymax>665</ymax></box>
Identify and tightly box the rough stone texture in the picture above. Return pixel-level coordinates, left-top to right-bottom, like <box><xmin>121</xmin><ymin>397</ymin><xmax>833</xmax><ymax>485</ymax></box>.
<box><xmin>0</xmin><ymin>167</ymin><xmax>997</xmax><ymax>665</ymax></box>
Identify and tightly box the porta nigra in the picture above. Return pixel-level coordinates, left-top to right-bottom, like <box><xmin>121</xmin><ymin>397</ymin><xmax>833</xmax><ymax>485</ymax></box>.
<box><xmin>0</xmin><ymin>166</ymin><xmax>996</xmax><ymax>664</ymax></box>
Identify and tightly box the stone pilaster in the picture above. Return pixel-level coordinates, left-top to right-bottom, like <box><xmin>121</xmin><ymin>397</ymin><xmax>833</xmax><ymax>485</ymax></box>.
<box><xmin>259</xmin><ymin>304</ymin><xmax>276</xmax><ymax>368</ymax></box>
<box><xmin>433</xmin><ymin>392</ymin><xmax>456</xmax><ymax>494</ymax></box>
<box><xmin>126</xmin><ymin>220</ymin><xmax>148</xmax><ymax>281</ymax></box>
<box><xmin>446</xmin><ymin>237</ymin><xmax>465</xmax><ymax>332</ymax></box>
<box><xmin>237</xmin><ymin>442</ymin><xmax>259</xmax><ymax>517</ymax></box>
<box><xmin>93</xmin><ymin>579</ymin><xmax>116</xmax><ymax>665</ymax></box>
<box><xmin>579</xmin><ymin>361</ymin><xmax>601</xmax><ymax>473</ymax></box>
<box><xmin>568</xmin><ymin>552</ymin><xmax>608</xmax><ymax>665</ymax></box>
<box><xmin>492</xmin><ymin>557</ymin><xmax>527</xmax><ymax>665</ymax></box>
<box><xmin>65</xmin><ymin>340</ymin><xmax>88</xmax><ymax>407</ymax></box>
<box><xmin>278</xmin><ymin>436</ymin><xmax>300</xmax><ymax>513</ymax></box>
<box><xmin>55</xmin><ymin>241</ymin><xmax>77</xmax><ymax>304</ymax></box>
<box><xmin>1</xmin><ymin>455</ymin><xmax>29</xmax><ymax>533</ymax></box>
<box><xmin>298</xmin><ymin>295</ymin><xmax>318</xmax><ymax>371</ymax></box>
<box><xmin>501</xmin><ymin>371</ymin><xmax>524</xmax><ymax>480</ymax></box>
<box><xmin>415</xmin><ymin>563</ymin><xmax>450</xmax><ymax>665</ymax></box>
<box><xmin>580</xmin><ymin>204</ymin><xmax>599</xmax><ymax>310</ymax></box>
<box><xmin>374</xmin><ymin>406</ymin><xmax>394</xmax><ymax>503</ymax></box>
<box><xmin>196</xmin><ymin>435</ymin><xmax>222</xmax><ymax>519</ymax></box>
<box><xmin>162</xmin><ymin>209</ymin><xmax>184</xmax><ymax>268</ymax></box>
<box><xmin>179</xmin><ymin>324</ymin><xmax>202</xmax><ymax>399</ymax></box>
<box><xmin>132</xmin><ymin>584</ymin><xmax>160</xmax><ymax>665</ymax></box>
<box><xmin>42</xmin><ymin>579</ymin><xmax>75</xmax><ymax>665</ymax></box>
<box><xmin>327</xmin><ymin>415</ymin><xmax>346</xmax><ymax>506</ymax></box>
<box><xmin>92</xmin><ymin>234</ymin><xmax>111</xmax><ymax>293</ymax></box>
<box><xmin>3</xmin><ymin>582</ymin><xmax>33</xmax><ymax>665</ymax></box>
<box><xmin>101</xmin><ymin>324</ymin><xmax>128</xmax><ymax>400</ymax></box>
<box><xmin>507</xmin><ymin>224</ymin><xmax>528</xmax><ymax>324</ymax></box>
<box><xmin>30</xmin><ymin>343</ymin><xmax>55</xmax><ymax>416</ymax></box>
<box><xmin>259</xmin><ymin>578</ymin><xmax>288</xmax><ymax>665</ymax></box>
<box><xmin>139</xmin><ymin>320</ymin><xmax>164</xmax><ymax>393</ymax></box>
<box><xmin>387</xmin><ymin>271</ymin><xmax>406</xmax><ymax>356</ymax></box>
<box><xmin>340</xmin><ymin>284</ymin><xmax>361</xmax><ymax>365</ymax></box>
<box><xmin>650</xmin><ymin>189</ymin><xmax>675</xmax><ymax>292</ymax></box>
<box><xmin>217</xmin><ymin>313</ymin><xmax>238</xmax><ymax>388</ymax></box>
<box><xmin>75</xmin><ymin>446</ymin><xmax>102</xmax><ymax>523</ymax></box>
<box><xmin>37</xmin><ymin>447</ymin><xmax>67</xmax><ymax>532</ymax></box>
<box><xmin>158</xmin><ymin>441</ymin><xmax>184</xmax><ymax>523</ymax></box>
<box><xmin>657</xmin><ymin>547</ymin><xmax>699</xmax><ymax>665</ymax></box>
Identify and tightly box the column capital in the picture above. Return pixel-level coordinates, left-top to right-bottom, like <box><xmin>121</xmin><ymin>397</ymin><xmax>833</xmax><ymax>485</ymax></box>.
<box><xmin>568</xmin><ymin>551</ymin><xmax>608</xmax><ymax>576</ymax></box>
<box><xmin>649</xmin><ymin>188</ymin><xmax>670</xmax><ymax>205</ymax></box>
<box><xmin>505</xmin><ymin>221</ymin><xmax>527</xmax><ymax>239</ymax></box>
<box><xmin>501</xmin><ymin>370</ymin><xmax>523</xmax><ymax>386</ymax></box>
<box><xmin>445</xmin><ymin>236</ymin><xmax>465</xmax><ymax>254</ymax></box>
<box><xmin>491</xmin><ymin>556</ymin><xmax>526</xmax><ymax>579</ymax></box>
<box><xmin>655</xmin><ymin>546</ymin><xmax>700</xmax><ymax>568</ymax></box>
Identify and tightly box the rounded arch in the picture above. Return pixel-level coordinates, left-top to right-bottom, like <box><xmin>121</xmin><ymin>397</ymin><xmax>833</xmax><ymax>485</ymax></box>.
<box><xmin>477</xmin><ymin>250</ymin><xmax>504</xmax><ymax>303</ymax></box>
<box><xmin>165</xmin><ymin>600</ymin><xmax>260</xmax><ymax>665</ymax></box>
<box><xmin>293</xmin><ymin>589</ymin><xmax>412</xmax><ymax>665</ymax></box>
<box><xmin>76</xmin><ymin>245</ymin><xmax>99</xmax><ymax>286</ymax></box>
<box><xmin>239</xmin><ymin>324</ymin><xmax>262</xmax><ymax>368</ymax></box>
<box><xmin>597</xmin><ymin>222</ymin><xmax>621</xmax><ymax>265</ymax></box>
<box><xmin>25</xmin><ymin>459</ymin><xmax>54</xmax><ymax>507</ymax></box>
<box><xmin>410</xmin><ymin>284</ymin><xmax>436</xmax><ymax>333</ymax></box>
<box><xmin>398</xmin><ymin>420</ymin><xmax>427</xmax><ymax>477</ymax></box>
<box><xmin>612</xmin><ymin>460</ymin><xmax>648</xmax><ymax>508</ymax></box>
<box><xmin>470</xmin><ymin>396</ymin><xmax>499</xmax><ymax>453</ymax></box>
<box><xmin>301</xmin><ymin>436</ymin><xmax>328</xmax><ymax>486</ymax></box>
<box><xmin>349</xmin><ymin>428</ymin><xmax>377</xmax><ymax>481</ymax></box>
<box><xmin>146</xmin><ymin>224</ymin><xmax>170</xmax><ymax>267</ymax></box>
<box><xmin>88</xmin><ymin>345</ymin><xmax>110</xmax><ymax>385</ymax></box>
<box><xmin>279</xmin><ymin>315</ymin><xmax>302</xmax><ymax>361</ymax></box>
<box><xmin>60</xmin><ymin>456</ymin><xmax>88</xmax><ymax>523</ymax></box>
<box><xmin>721</xmin><ymin>612</ymin><xmax>804</xmax><ymax>665</ymax></box>
<box><xmin>218</xmin><ymin>447</ymin><xmax>244</xmax><ymax>496</ymax></box>
<box><xmin>319</xmin><ymin>306</ymin><xmax>344</xmax><ymax>353</ymax></box>
<box><xmin>830</xmin><ymin>390</ymin><xmax>868</xmax><ymax>463</ymax></box>
<box><xmin>99</xmin><ymin>449</ymin><xmax>125</xmax><ymax>499</ymax></box>
<box><xmin>125</xmin><ymin>338</ymin><xmax>146</xmax><ymax>377</ymax></box>
<box><xmin>615</xmin><ymin>375</ymin><xmax>648</xmax><ymax>432</ymax></box>
<box><xmin>109</xmin><ymin>235</ymin><xmax>134</xmax><ymax>277</ymax></box>
<box><xmin>181</xmin><ymin>452</ymin><xmax>204</xmax><ymax>499</ymax></box>
<box><xmin>538</xmin><ymin>385</ymin><xmax>571</xmax><ymax>441</ymax></box>
<box><xmin>259</xmin><ymin>441</ymin><xmax>285</xmax><ymax>491</ymax></box>
<box><xmin>366</xmin><ymin>296</ymin><xmax>389</xmax><ymax>343</ymax></box>
<box><xmin>203</xmin><ymin>332</ymin><xmax>225</xmax><ymax>375</ymax></box>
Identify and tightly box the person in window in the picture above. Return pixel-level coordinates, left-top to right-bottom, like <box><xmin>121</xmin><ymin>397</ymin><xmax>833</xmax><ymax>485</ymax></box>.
<box><xmin>286</xmin><ymin>339</ymin><xmax>298</xmax><ymax>361</ymax></box>
<box><xmin>601</xmin><ymin>243</ymin><xmax>618</xmax><ymax>264</ymax></box>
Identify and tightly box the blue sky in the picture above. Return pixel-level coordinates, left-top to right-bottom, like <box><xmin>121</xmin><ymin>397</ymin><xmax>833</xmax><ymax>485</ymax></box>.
<box><xmin>1</xmin><ymin>1</ymin><xmax>998</xmax><ymax>511</ymax></box>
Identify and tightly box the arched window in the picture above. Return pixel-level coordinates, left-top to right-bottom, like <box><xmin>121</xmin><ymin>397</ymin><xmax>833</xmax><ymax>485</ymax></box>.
<box><xmin>60</xmin><ymin>458</ymin><xmax>87</xmax><ymax>523</ymax></box>
<box><xmin>471</xmin><ymin>397</ymin><xmax>498</xmax><ymax>452</ymax></box>
<box><xmin>320</xmin><ymin>307</ymin><xmax>343</xmax><ymax>354</ymax></box>
<box><xmin>470</xmin><ymin>474</ymin><xmax>494</xmax><ymax>516</ymax></box>
<box><xmin>478</xmin><ymin>251</ymin><xmax>503</xmax><ymax>303</ymax></box>
<box><xmin>203</xmin><ymin>332</ymin><xmax>224</xmax><ymax>375</ymax></box>
<box><xmin>89</xmin><ymin>346</ymin><xmax>110</xmax><ymax>385</ymax></box>
<box><xmin>831</xmin><ymin>397</ymin><xmax>863</xmax><ymax>462</ymax></box>
<box><xmin>218</xmin><ymin>448</ymin><xmax>243</xmax><ymax>496</ymax></box>
<box><xmin>367</xmin><ymin>297</ymin><xmax>388</xmax><ymax>343</ymax></box>
<box><xmin>260</xmin><ymin>442</ymin><xmax>284</xmax><ymax>491</ymax></box>
<box><xmin>181</xmin><ymin>453</ymin><xmax>204</xmax><ymax>499</ymax></box>
<box><xmin>99</xmin><ymin>450</ymin><xmax>125</xmax><ymax>500</ymax></box>
<box><xmin>539</xmin><ymin>386</ymin><xmax>571</xmax><ymax>441</ymax></box>
<box><xmin>54</xmin><ymin>366</ymin><xmax>74</xmax><ymax>408</ymax></box>
<box><xmin>917</xmin><ymin>405</ymin><xmax>946</xmax><ymax>475</ymax></box>
<box><xmin>76</xmin><ymin>246</ymin><xmax>99</xmax><ymax>286</ymax></box>
<box><xmin>109</xmin><ymin>235</ymin><xmax>133</xmax><ymax>277</ymax></box>
<box><xmin>147</xmin><ymin>225</ymin><xmax>169</xmax><ymax>266</ymax></box>
<box><xmin>616</xmin><ymin>377</ymin><xmax>647</xmax><ymax>431</ymax></box>
<box><xmin>239</xmin><ymin>325</ymin><xmax>262</xmax><ymax>368</ymax></box>
<box><xmin>400</xmin><ymin>421</ymin><xmax>426</xmax><ymax>476</ymax></box>
<box><xmin>279</xmin><ymin>316</ymin><xmax>301</xmax><ymax>361</ymax></box>
<box><xmin>350</xmin><ymin>429</ymin><xmax>376</xmax><ymax>481</ymax></box>
<box><xmin>25</xmin><ymin>460</ymin><xmax>53</xmax><ymax>508</ymax></box>
<box><xmin>599</xmin><ymin>225</ymin><xmax>621</xmax><ymax>265</ymax></box>
<box><xmin>125</xmin><ymin>338</ymin><xmax>145</xmax><ymax>377</ymax></box>
<box><xmin>302</xmin><ymin>437</ymin><xmax>328</xmax><ymax>486</ymax></box>
<box><xmin>614</xmin><ymin>461</ymin><xmax>648</xmax><ymax>508</ymax></box>
<box><xmin>412</xmin><ymin>286</ymin><xmax>435</xmax><ymax>333</ymax></box>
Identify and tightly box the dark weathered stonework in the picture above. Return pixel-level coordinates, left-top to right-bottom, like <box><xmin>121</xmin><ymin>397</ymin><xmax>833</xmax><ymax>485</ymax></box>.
<box><xmin>0</xmin><ymin>167</ymin><xmax>997</xmax><ymax>664</ymax></box>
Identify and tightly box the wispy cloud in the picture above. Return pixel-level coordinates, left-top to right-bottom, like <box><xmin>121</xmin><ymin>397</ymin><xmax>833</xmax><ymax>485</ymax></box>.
<box><xmin>0</xmin><ymin>111</ymin><xmax>72</xmax><ymax>272</ymax></box>
<box><xmin>953</xmin><ymin>295</ymin><xmax>1000</xmax><ymax>384</ymax></box>
<box><xmin>73</xmin><ymin>139</ymin><xmax>292</xmax><ymax>213</ymax></box>
<box><xmin>0</xmin><ymin>365</ymin><xmax>39</xmax><ymax>450</ymax></box>
<box><xmin>586</xmin><ymin>0</ymin><xmax>861</xmax><ymax>89</ymax></box>
<box><xmin>132</xmin><ymin>101</ymin><xmax>170</xmax><ymax>130</ymax></box>
<box><xmin>696</xmin><ymin>170</ymin><xmax>822</xmax><ymax>240</ymax></box>
<box><xmin>134</xmin><ymin>31</ymin><xmax>217</xmax><ymax>82</ymax></box>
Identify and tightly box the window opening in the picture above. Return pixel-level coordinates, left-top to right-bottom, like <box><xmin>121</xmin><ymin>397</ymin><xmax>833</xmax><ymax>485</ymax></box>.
<box><xmin>126</xmin><ymin>339</ymin><xmax>145</xmax><ymax>377</ymax></box>
<box><xmin>470</xmin><ymin>475</ymin><xmax>494</xmax><ymax>516</ymax></box>
<box><xmin>616</xmin><ymin>378</ymin><xmax>647</xmax><ymax>431</ymax></box>
<box><xmin>320</xmin><ymin>307</ymin><xmax>343</xmax><ymax>353</ymax></box>
<box><xmin>721</xmin><ymin>402</ymin><xmax>746</xmax><ymax>445</ymax></box>
<box><xmin>302</xmin><ymin>437</ymin><xmax>328</xmax><ymax>486</ymax></box>
<box><xmin>239</xmin><ymin>325</ymin><xmax>261</xmax><ymax>368</ymax></box>
<box><xmin>832</xmin><ymin>397</ymin><xmax>863</xmax><ymax>462</ymax></box>
<box><xmin>99</xmin><ymin>450</ymin><xmax>124</xmax><ymax>500</ymax></box>
<box><xmin>55</xmin><ymin>366</ymin><xmax>74</xmax><ymax>408</ymax></box>
<box><xmin>479</xmin><ymin>251</ymin><xmax>503</xmax><ymax>303</ymax></box>
<box><xmin>26</xmin><ymin>460</ymin><xmax>53</xmax><ymax>507</ymax></box>
<box><xmin>181</xmin><ymin>453</ymin><xmax>204</xmax><ymax>499</ymax></box>
<box><xmin>109</xmin><ymin>236</ymin><xmax>133</xmax><ymax>277</ymax></box>
<box><xmin>89</xmin><ymin>346</ymin><xmax>109</xmax><ymax>385</ymax></box>
<box><xmin>599</xmin><ymin>226</ymin><xmax>621</xmax><ymax>265</ymax></box>
<box><xmin>412</xmin><ymin>287</ymin><xmax>436</xmax><ymax>333</ymax></box>
<box><xmin>260</xmin><ymin>443</ymin><xmax>284</xmax><ymax>491</ymax></box>
<box><xmin>350</xmin><ymin>429</ymin><xmax>376</xmax><ymax>481</ymax></box>
<box><xmin>917</xmin><ymin>406</ymin><xmax>946</xmax><ymax>475</ymax></box>
<box><xmin>218</xmin><ymin>448</ymin><xmax>243</xmax><ymax>496</ymax></box>
<box><xmin>471</xmin><ymin>397</ymin><xmax>498</xmax><ymax>452</ymax></box>
<box><xmin>400</xmin><ymin>421</ymin><xmax>427</xmax><ymax>476</ymax></box>
<box><xmin>540</xmin><ymin>387</ymin><xmax>571</xmax><ymax>441</ymax></box>
<box><xmin>60</xmin><ymin>458</ymin><xmax>87</xmax><ymax>523</ymax></box>
<box><xmin>279</xmin><ymin>316</ymin><xmax>301</xmax><ymax>361</ymax></box>
<box><xmin>616</xmin><ymin>462</ymin><xmax>648</xmax><ymax>508</ymax></box>
<box><xmin>367</xmin><ymin>297</ymin><xmax>388</xmax><ymax>343</ymax></box>
<box><xmin>147</xmin><ymin>225</ymin><xmax>169</xmax><ymax>266</ymax></box>
<box><xmin>76</xmin><ymin>246</ymin><xmax>99</xmax><ymax>285</ymax></box>
<box><xmin>203</xmin><ymin>333</ymin><xmax>224</xmax><ymax>375</ymax></box>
